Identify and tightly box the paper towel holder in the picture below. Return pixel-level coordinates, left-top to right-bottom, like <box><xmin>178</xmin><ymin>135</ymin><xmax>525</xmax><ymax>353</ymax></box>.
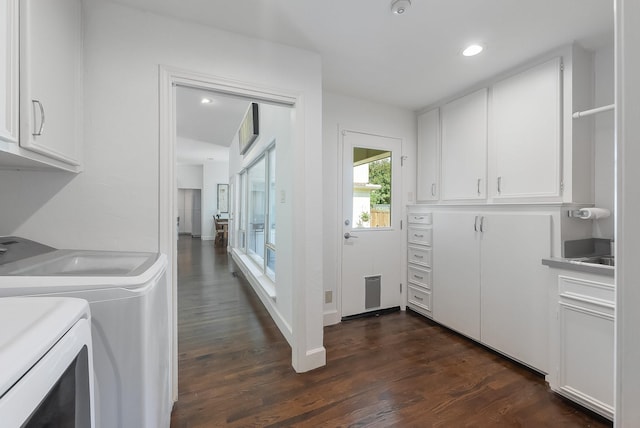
<box><xmin>567</xmin><ymin>208</ymin><xmax>610</xmax><ymax>219</ymax></box>
<box><xmin>568</xmin><ymin>209</ymin><xmax>588</xmax><ymax>218</ymax></box>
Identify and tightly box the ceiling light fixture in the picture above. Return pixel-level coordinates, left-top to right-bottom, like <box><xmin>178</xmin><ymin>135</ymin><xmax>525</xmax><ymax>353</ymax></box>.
<box><xmin>201</xmin><ymin>98</ymin><xmax>213</xmax><ymax>104</ymax></box>
<box><xmin>462</xmin><ymin>44</ymin><xmax>484</xmax><ymax>57</ymax></box>
<box><xmin>391</xmin><ymin>0</ymin><xmax>411</xmax><ymax>15</ymax></box>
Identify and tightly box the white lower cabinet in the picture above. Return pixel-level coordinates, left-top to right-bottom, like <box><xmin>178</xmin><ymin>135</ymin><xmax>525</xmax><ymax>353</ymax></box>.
<box><xmin>550</xmin><ymin>273</ymin><xmax>614</xmax><ymax>420</ymax></box>
<box><xmin>406</xmin><ymin>213</ymin><xmax>433</xmax><ymax>318</ymax></box>
<box><xmin>432</xmin><ymin>211</ymin><xmax>551</xmax><ymax>371</ymax></box>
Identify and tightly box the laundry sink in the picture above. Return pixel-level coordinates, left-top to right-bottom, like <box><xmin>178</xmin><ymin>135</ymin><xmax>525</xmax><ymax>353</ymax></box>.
<box><xmin>0</xmin><ymin>250</ymin><xmax>158</xmax><ymax>276</ymax></box>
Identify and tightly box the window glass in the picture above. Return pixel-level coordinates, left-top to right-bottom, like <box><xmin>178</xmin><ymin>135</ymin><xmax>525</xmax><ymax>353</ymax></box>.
<box><xmin>238</xmin><ymin>172</ymin><xmax>246</xmax><ymax>250</ymax></box>
<box><xmin>266</xmin><ymin>247</ymin><xmax>276</xmax><ymax>281</ymax></box>
<box><xmin>247</xmin><ymin>157</ymin><xmax>266</xmax><ymax>263</ymax></box>
<box><xmin>267</xmin><ymin>148</ymin><xmax>276</xmax><ymax>246</ymax></box>
<box><xmin>352</xmin><ymin>148</ymin><xmax>392</xmax><ymax>229</ymax></box>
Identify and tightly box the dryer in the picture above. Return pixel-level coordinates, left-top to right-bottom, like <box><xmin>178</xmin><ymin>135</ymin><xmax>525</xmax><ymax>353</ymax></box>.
<box><xmin>0</xmin><ymin>237</ymin><xmax>172</xmax><ymax>428</ymax></box>
<box><xmin>0</xmin><ymin>297</ymin><xmax>94</xmax><ymax>427</ymax></box>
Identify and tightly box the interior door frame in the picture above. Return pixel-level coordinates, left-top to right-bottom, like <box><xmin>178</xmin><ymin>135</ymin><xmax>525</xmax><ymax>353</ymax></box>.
<box><xmin>337</xmin><ymin>127</ymin><xmax>405</xmax><ymax>319</ymax></box>
<box><xmin>159</xmin><ymin>66</ymin><xmax>302</xmax><ymax>400</ymax></box>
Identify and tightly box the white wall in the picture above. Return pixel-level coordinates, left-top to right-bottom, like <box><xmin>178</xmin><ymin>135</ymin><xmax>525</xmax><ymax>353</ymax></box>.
<box><xmin>0</xmin><ymin>0</ymin><xmax>324</xmax><ymax>372</ymax></box>
<box><xmin>592</xmin><ymin>43</ymin><xmax>615</xmax><ymax>240</ymax></box>
<box><xmin>177</xmin><ymin>164</ymin><xmax>203</xmax><ymax>190</ymax></box>
<box><xmin>202</xmin><ymin>160</ymin><xmax>228</xmax><ymax>240</ymax></box>
<box><xmin>228</xmin><ymin>103</ymin><xmax>294</xmax><ymax>331</ymax></box>
<box><xmin>322</xmin><ymin>91</ymin><xmax>417</xmax><ymax>325</ymax></box>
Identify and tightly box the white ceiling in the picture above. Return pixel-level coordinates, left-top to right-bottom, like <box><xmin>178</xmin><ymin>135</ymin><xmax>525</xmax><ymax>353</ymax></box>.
<box><xmin>119</xmin><ymin>0</ymin><xmax>614</xmax><ymax>163</ymax></box>
<box><xmin>175</xmin><ymin>87</ymin><xmax>250</xmax><ymax>165</ymax></box>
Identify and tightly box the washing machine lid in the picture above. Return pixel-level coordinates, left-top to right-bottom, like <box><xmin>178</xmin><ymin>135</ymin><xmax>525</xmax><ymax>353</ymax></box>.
<box><xmin>0</xmin><ymin>297</ymin><xmax>90</xmax><ymax>397</ymax></box>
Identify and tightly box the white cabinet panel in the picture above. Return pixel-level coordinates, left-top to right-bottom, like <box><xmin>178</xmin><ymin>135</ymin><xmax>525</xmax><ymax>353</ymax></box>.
<box><xmin>491</xmin><ymin>58</ymin><xmax>562</xmax><ymax>199</ymax></box>
<box><xmin>432</xmin><ymin>212</ymin><xmax>481</xmax><ymax>340</ymax></box>
<box><xmin>553</xmin><ymin>274</ymin><xmax>614</xmax><ymax>419</ymax></box>
<box><xmin>480</xmin><ymin>214</ymin><xmax>551</xmax><ymax>372</ymax></box>
<box><xmin>19</xmin><ymin>0</ymin><xmax>82</xmax><ymax>166</ymax></box>
<box><xmin>441</xmin><ymin>89</ymin><xmax>487</xmax><ymax>201</ymax></box>
<box><xmin>0</xmin><ymin>0</ymin><xmax>18</xmax><ymax>144</ymax></box>
<box><xmin>416</xmin><ymin>108</ymin><xmax>439</xmax><ymax>201</ymax></box>
<box><xmin>431</xmin><ymin>210</ymin><xmax>551</xmax><ymax>371</ymax></box>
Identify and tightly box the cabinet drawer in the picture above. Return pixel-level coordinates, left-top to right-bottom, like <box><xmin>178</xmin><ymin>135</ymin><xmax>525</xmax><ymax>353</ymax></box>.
<box><xmin>408</xmin><ymin>285</ymin><xmax>432</xmax><ymax>312</ymax></box>
<box><xmin>408</xmin><ymin>226</ymin><xmax>432</xmax><ymax>246</ymax></box>
<box><xmin>408</xmin><ymin>265</ymin><xmax>432</xmax><ymax>288</ymax></box>
<box><xmin>408</xmin><ymin>245</ymin><xmax>432</xmax><ymax>268</ymax></box>
<box><xmin>408</xmin><ymin>213</ymin><xmax>432</xmax><ymax>225</ymax></box>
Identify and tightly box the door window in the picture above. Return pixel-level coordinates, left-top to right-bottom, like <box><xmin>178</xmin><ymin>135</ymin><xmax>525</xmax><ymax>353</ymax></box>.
<box><xmin>352</xmin><ymin>147</ymin><xmax>392</xmax><ymax>229</ymax></box>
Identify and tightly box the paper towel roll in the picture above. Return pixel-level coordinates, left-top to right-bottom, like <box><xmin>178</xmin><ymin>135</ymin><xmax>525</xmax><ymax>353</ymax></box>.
<box><xmin>579</xmin><ymin>208</ymin><xmax>611</xmax><ymax>220</ymax></box>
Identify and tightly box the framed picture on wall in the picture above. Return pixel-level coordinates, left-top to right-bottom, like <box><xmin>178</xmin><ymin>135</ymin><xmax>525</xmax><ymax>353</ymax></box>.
<box><xmin>217</xmin><ymin>184</ymin><xmax>229</xmax><ymax>213</ymax></box>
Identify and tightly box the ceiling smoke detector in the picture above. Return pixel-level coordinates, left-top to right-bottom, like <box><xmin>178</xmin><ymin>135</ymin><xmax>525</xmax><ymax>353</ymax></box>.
<box><xmin>391</xmin><ymin>0</ymin><xmax>411</xmax><ymax>15</ymax></box>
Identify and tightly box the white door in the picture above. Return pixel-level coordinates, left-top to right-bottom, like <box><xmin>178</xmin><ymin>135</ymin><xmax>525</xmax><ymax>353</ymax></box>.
<box><xmin>341</xmin><ymin>131</ymin><xmax>402</xmax><ymax>318</ymax></box>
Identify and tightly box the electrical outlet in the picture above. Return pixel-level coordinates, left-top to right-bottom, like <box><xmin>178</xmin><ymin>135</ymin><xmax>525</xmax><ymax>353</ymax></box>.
<box><xmin>325</xmin><ymin>290</ymin><xmax>332</xmax><ymax>304</ymax></box>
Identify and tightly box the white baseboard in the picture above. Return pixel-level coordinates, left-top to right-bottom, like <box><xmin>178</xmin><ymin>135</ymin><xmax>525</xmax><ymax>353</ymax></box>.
<box><xmin>323</xmin><ymin>310</ymin><xmax>341</xmax><ymax>326</ymax></box>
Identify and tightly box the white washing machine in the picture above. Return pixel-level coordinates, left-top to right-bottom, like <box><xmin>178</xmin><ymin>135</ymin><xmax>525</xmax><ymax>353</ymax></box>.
<box><xmin>0</xmin><ymin>238</ymin><xmax>172</xmax><ymax>428</ymax></box>
<box><xmin>0</xmin><ymin>297</ymin><xmax>95</xmax><ymax>427</ymax></box>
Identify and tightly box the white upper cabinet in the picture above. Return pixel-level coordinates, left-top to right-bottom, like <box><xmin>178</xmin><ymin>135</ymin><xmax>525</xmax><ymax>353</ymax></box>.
<box><xmin>440</xmin><ymin>88</ymin><xmax>488</xmax><ymax>201</ymax></box>
<box><xmin>490</xmin><ymin>58</ymin><xmax>562</xmax><ymax>199</ymax></box>
<box><xmin>416</xmin><ymin>44</ymin><xmax>594</xmax><ymax>205</ymax></box>
<box><xmin>18</xmin><ymin>0</ymin><xmax>83</xmax><ymax>168</ymax></box>
<box><xmin>416</xmin><ymin>108</ymin><xmax>439</xmax><ymax>201</ymax></box>
<box><xmin>0</xmin><ymin>0</ymin><xmax>19</xmax><ymax>144</ymax></box>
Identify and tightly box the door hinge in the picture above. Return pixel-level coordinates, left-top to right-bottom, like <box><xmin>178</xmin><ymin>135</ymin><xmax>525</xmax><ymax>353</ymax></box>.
<box><xmin>400</xmin><ymin>220</ymin><xmax>403</xmax><ymax>230</ymax></box>
<box><xmin>560</xmin><ymin>180</ymin><xmax>564</xmax><ymax>194</ymax></box>
<box><xmin>400</xmin><ymin>283</ymin><xmax>402</xmax><ymax>293</ymax></box>
<box><xmin>560</xmin><ymin>62</ymin><xmax>565</xmax><ymax>72</ymax></box>
<box><xmin>401</xmin><ymin>155</ymin><xmax>407</xmax><ymax>166</ymax></box>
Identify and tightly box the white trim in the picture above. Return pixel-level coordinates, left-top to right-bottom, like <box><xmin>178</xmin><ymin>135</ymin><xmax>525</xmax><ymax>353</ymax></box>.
<box><xmin>615</xmin><ymin>0</ymin><xmax>640</xmax><ymax>425</ymax></box>
<box><xmin>159</xmin><ymin>66</ymin><xmax>325</xmax><ymax>398</ymax></box>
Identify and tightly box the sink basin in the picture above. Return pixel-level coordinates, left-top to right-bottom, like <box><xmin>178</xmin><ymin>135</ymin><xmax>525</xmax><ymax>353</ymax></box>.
<box><xmin>0</xmin><ymin>250</ymin><xmax>158</xmax><ymax>276</ymax></box>
<box><xmin>571</xmin><ymin>256</ymin><xmax>615</xmax><ymax>267</ymax></box>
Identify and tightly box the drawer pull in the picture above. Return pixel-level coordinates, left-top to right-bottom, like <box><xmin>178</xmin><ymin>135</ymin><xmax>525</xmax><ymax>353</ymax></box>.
<box><xmin>413</xmin><ymin>275</ymin><xmax>424</xmax><ymax>280</ymax></box>
<box><xmin>414</xmin><ymin>254</ymin><xmax>424</xmax><ymax>258</ymax></box>
<box><xmin>413</xmin><ymin>295</ymin><xmax>424</xmax><ymax>301</ymax></box>
<box><xmin>414</xmin><ymin>234</ymin><xmax>424</xmax><ymax>238</ymax></box>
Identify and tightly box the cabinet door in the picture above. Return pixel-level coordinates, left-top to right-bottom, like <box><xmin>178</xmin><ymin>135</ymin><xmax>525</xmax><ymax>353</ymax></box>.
<box><xmin>432</xmin><ymin>212</ymin><xmax>481</xmax><ymax>340</ymax></box>
<box><xmin>440</xmin><ymin>89</ymin><xmax>487</xmax><ymax>201</ymax></box>
<box><xmin>20</xmin><ymin>0</ymin><xmax>82</xmax><ymax>166</ymax></box>
<box><xmin>557</xmin><ymin>276</ymin><xmax>614</xmax><ymax>418</ymax></box>
<box><xmin>480</xmin><ymin>213</ymin><xmax>551</xmax><ymax>371</ymax></box>
<box><xmin>416</xmin><ymin>108</ymin><xmax>439</xmax><ymax>201</ymax></box>
<box><xmin>490</xmin><ymin>58</ymin><xmax>562</xmax><ymax>199</ymax></box>
<box><xmin>0</xmin><ymin>0</ymin><xmax>18</xmax><ymax>144</ymax></box>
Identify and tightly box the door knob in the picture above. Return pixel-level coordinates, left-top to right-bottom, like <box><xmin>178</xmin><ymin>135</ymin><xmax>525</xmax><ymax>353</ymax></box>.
<box><xmin>344</xmin><ymin>232</ymin><xmax>359</xmax><ymax>239</ymax></box>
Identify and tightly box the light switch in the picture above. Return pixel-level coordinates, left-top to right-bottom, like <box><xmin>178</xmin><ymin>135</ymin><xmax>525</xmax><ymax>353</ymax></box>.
<box><xmin>280</xmin><ymin>190</ymin><xmax>286</xmax><ymax>203</ymax></box>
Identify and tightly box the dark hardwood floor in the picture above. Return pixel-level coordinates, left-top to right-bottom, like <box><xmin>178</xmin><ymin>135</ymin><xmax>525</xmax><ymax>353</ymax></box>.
<box><xmin>170</xmin><ymin>236</ymin><xmax>611</xmax><ymax>427</ymax></box>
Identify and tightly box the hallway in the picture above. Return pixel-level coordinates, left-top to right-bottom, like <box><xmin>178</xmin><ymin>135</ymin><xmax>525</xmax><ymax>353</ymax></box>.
<box><xmin>170</xmin><ymin>236</ymin><xmax>611</xmax><ymax>427</ymax></box>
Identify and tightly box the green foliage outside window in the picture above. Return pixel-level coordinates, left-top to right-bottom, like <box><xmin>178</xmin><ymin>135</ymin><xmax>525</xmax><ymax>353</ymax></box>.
<box><xmin>369</xmin><ymin>158</ymin><xmax>391</xmax><ymax>205</ymax></box>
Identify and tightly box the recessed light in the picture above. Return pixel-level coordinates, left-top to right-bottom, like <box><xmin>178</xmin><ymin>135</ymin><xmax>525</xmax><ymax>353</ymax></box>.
<box><xmin>201</xmin><ymin>98</ymin><xmax>213</xmax><ymax>104</ymax></box>
<box><xmin>462</xmin><ymin>44</ymin><xmax>484</xmax><ymax>57</ymax></box>
<box><xmin>391</xmin><ymin>0</ymin><xmax>411</xmax><ymax>15</ymax></box>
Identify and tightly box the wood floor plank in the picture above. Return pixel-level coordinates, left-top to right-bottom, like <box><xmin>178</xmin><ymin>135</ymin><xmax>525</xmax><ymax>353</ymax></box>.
<box><xmin>171</xmin><ymin>237</ymin><xmax>611</xmax><ymax>427</ymax></box>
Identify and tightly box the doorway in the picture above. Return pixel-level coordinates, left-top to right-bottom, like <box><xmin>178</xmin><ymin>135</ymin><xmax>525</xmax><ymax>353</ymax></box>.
<box><xmin>177</xmin><ymin>189</ymin><xmax>201</xmax><ymax>237</ymax></box>
<box><xmin>340</xmin><ymin>130</ymin><xmax>403</xmax><ymax>318</ymax></box>
<box><xmin>160</xmin><ymin>67</ymin><xmax>315</xmax><ymax>399</ymax></box>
